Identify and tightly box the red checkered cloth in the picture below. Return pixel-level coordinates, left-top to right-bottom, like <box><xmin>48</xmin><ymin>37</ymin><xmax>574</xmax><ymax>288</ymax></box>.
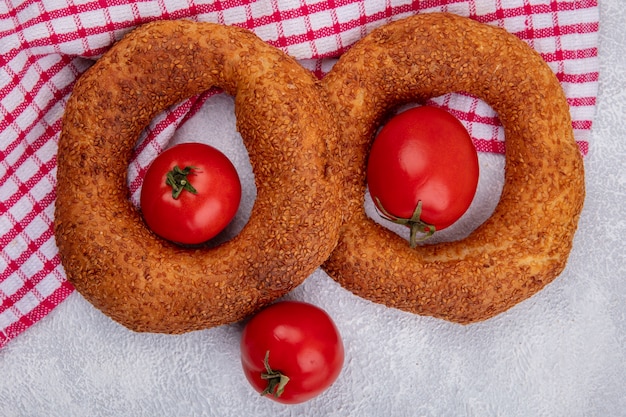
<box><xmin>0</xmin><ymin>0</ymin><xmax>599</xmax><ymax>348</ymax></box>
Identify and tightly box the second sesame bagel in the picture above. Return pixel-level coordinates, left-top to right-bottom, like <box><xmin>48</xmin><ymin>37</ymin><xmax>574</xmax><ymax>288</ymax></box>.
<box><xmin>321</xmin><ymin>13</ymin><xmax>585</xmax><ymax>324</ymax></box>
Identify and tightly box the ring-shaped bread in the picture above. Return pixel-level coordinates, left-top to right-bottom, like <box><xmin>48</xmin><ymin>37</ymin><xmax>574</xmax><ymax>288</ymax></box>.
<box><xmin>55</xmin><ymin>20</ymin><xmax>342</xmax><ymax>333</ymax></box>
<box><xmin>321</xmin><ymin>13</ymin><xmax>585</xmax><ymax>324</ymax></box>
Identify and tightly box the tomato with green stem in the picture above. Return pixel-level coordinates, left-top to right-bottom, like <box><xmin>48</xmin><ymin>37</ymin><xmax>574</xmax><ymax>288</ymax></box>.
<box><xmin>240</xmin><ymin>301</ymin><xmax>344</xmax><ymax>404</ymax></box>
<box><xmin>140</xmin><ymin>142</ymin><xmax>241</xmax><ymax>245</ymax></box>
<box><xmin>367</xmin><ymin>105</ymin><xmax>479</xmax><ymax>247</ymax></box>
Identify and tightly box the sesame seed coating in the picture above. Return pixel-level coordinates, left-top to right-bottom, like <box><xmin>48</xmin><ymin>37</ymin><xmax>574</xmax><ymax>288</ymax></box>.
<box><xmin>55</xmin><ymin>20</ymin><xmax>342</xmax><ymax>333</ymax></box>
<box><xmin>321</xmin><ymin>13</ymin><xmax>585</xmax><ymax>324</ymax></box>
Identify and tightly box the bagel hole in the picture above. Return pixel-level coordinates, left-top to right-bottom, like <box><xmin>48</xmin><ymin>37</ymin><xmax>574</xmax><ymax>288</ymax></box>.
<box><xmin>364</xmin><ymin>98</ymin><xmax>505</xmax><ymax>244</ymax></box>
<box><xmin>129</xmin><ymin>91</ymin><xmax>256</xmax><ymax>247</ymax></box>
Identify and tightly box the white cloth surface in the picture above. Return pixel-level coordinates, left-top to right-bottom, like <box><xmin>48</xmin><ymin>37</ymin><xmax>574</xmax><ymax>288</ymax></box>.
<box><xmin>1</xmin><ymin>2</ymin><xmax>624</xmax><ymax>417</ymax></box>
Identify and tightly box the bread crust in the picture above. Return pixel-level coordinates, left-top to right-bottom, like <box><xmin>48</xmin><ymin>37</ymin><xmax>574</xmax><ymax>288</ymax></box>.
<box><xmin>55</xmin><ymin>21</ymin><xmax>342</xmax><ymax>333</ymax></box>
<box><xmin>321</xmin><ymin>13</ymin><xmax>585</xmax><ymax>324</ymax></box>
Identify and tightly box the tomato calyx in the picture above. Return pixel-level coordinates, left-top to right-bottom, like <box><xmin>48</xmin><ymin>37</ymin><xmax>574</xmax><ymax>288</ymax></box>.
<box><xmin>259</xmin><ymin>350</ymin><xmax>290</xmax><ymax>398</ymax></box>
<box><xmin>374</xmin><ymin>197</ymin><xmax>436</xmax><ymax>248</ymax></box>
<box><xmin>165</xmin><ymin>165</ymin><xmax>198</xmax><ymax>199</ymax></box>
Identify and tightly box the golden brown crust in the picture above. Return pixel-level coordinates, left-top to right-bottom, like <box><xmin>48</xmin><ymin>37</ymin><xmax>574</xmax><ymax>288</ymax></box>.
<box><xmin>321</xmin><ymin>13</ymin><xmax>585</xmax><ymax>324</ymax></box>
<box><xmin>55</xmin><ymin>20</ymin><xmax>342</xmax><ymax>333</ymax></box>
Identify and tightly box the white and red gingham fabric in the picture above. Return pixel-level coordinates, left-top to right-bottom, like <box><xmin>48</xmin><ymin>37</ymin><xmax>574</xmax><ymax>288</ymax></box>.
<box><xmin>0</xmin><ymin>0</ymin><xmax>599</xmax><ymax>348</ymax></box>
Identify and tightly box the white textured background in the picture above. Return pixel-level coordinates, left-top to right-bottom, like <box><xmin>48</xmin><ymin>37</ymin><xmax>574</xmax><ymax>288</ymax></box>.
<box><xmin>1</xmin><ymin>1</ymin><xmax>624</xmax><ymax>416</ymax></box>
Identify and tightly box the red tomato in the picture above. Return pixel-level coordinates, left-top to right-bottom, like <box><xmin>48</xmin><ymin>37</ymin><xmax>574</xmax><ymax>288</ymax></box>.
<box><xmin>140</xmin><ymin>142</ymin><xmax>241</xmax><ymax>245</ymax></box>
<box><xmin>240</xmin><ymin>301</ymin><xmax>344</xmax><ymax>404</ymax></box>
<box><xmin>367</xmin><ymin>105</ymin><xmax>479</xmax><ymax>247</ymax></box>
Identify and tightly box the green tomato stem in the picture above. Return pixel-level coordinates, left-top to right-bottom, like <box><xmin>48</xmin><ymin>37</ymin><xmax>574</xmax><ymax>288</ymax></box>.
<box><xmin>260</xmin><ymin>350</ymin><xmax>290</xmax><ymax>398</ymax></box>
<box><xmin>165</xmin><ymin>165</ymin><xmax>198</xmax><ymax>199</ymax></box>
<box><xmin>374</xmin><ymin>197</ymin><xmax>436</xmax><ymax>248</ymax></box>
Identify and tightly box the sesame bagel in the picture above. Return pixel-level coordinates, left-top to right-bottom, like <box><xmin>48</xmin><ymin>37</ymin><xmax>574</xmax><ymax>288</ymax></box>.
<box><xmin>55</xmin><ymin>20</ymin><xmax>342</xmax><ymax>333</ymax></box>
<box><xmin>321</xmin><ymin>13</ymin><xmax>585</xmax><ymax>324</ymax></box>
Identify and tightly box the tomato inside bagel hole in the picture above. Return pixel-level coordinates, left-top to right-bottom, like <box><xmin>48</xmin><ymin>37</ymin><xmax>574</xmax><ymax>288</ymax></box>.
<box><xmin>365</xmin><ymin>98</ymin><xmax>505</xmax><ymax>246</ymax></box>
<box><xmin>130</xmin><ymin>90</ymin><xmax>256</xmax><ymax>247</ymax></box>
